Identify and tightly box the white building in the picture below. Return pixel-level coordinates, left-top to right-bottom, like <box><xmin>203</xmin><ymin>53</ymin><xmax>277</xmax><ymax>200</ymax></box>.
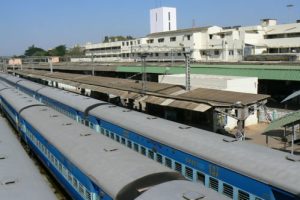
<box><xmin>72</xmin><ymin>8</ymin><xmax>300</xmax><ymax>63</ymax></box>
<box><xmin>158</xmin><ymin>74</ymin><xmax>259</xmax><ymax>130</ymax></box>
<box><xmin>150</xmin><ymin>7</ymin><xmax>177</xmax><ymax>34</ymax></box>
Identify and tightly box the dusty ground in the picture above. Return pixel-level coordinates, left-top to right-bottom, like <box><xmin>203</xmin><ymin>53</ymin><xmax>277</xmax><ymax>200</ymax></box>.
<box><xmin>236</xmin><ymin>123</ymin><xmax>300</xmax><ymax>155</ymax></box>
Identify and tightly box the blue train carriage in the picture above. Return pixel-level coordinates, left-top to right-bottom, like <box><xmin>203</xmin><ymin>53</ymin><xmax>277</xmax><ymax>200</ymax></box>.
<box><xmin>37</xmin><ymin>87</ymin><xmax>104</xmax><ymax>124</ymax></box>
<box><xmin>89</xmin><ymin>105</ymin><xmax>300</xmax><ymax>200</ymax></box>
<box><xmin>0</xmin><ymin>82</ymin><xmax>230</xmax><ymax>200</ymax></box>
<box><xmin>4</xmin><ymin>74</ymin><xmax>300</xmax><ymax>200</ymax></box>
<box><xmin>0</xmin><ymin>88</ymin><xmax>44</xmax><ymax>134</ymax></box>
<box><xmin>0</xmin><ymin>73</ymin><xmax>22</xmax><ymax>87</ymax></box>
<box><xmin>16</xmin><ymin>97</ymin><xmax>228</xmax><ymax>200</ymax></box>
<box><xmin>0</xmin><ymin>115</ymin><xmax>56</xmax><ymax>200</ymax></box>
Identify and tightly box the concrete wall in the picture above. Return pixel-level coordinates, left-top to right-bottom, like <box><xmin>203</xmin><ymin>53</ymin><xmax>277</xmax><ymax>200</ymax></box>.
<box><xmin>159</xmin><ymin>74</ymin><xmax>258</xmax><ymax>94</ymax></box>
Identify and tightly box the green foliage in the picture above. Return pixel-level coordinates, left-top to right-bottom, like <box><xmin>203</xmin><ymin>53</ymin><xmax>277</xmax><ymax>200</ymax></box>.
<box><xmin>48</xmin><ymin>45</ymin><xmax>66</xmax><ymax>56</ymax></box>
<box><xmin>66</xmin><ymin>45</ymin><xmax>85</xmax><ymax>56</ymax></box>
<box><xmin>24</xmin><ymin>45</ymin><xmax>47</xmax><ymax>56</ymax></box>
<box><xmin>23</xmin><ymin>44</ymin><xmax>67</xmax><ymax>57</ymax></box>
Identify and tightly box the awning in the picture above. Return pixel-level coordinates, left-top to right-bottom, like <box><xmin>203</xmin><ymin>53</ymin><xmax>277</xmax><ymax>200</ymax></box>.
<box><xmin>282</xmin><ymin>90</ymin><xmax>300</xmax><ymax>103</ymax></box>
<box><xmin>265</xmin><ymin>110</ymin><xmax>300</xmax><ymax>132</ymax></box>
<box><xmin>144</xmin><ymin>96</ymin><xmax>212</xmax><ymax>112</ymax></box>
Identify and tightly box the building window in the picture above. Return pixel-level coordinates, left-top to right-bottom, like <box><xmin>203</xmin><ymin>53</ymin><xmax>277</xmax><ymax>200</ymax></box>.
<box><xmin>126</xmin><ymin>42</ymin><xmax>129</xmax><ymax>46</ymax></box>
<box><xmin>169</xmin><ymin>22</ymin><xmax>171</xmax><ymax>31</ymax></box>
<box><xmin>158</xmin><ymin>38</ymin><xmax>164</xmax><ymax>43</ymax></box>
<box><xmin>122</xmin><ymin>42</ymin><xmax>125</xmax><ymax>46</ymax></box>
<box><xmin>168</xmin><ymin>12</ymin><xmax>171</xmax><ymax>21</ymax></box>
<box><xmin>187</xmin><ymin>35</ymin><xmax>191</xmax><ymax>40</ymax></box>
<box><xmin>214</xmin><ymin>50</ymin><xmax>219</xmax><ymax>55</ymax></box>
<box><xmin>165</xmin><ymin>53</ymin><xmax>169</xmax><ymax>56</ymax></box>
<box><xmin>147</xmin><ymin>39</ymin><xmax>154</xmax><ymax>44</ymax></box>
<box><xmin>137</xmin><ymin>40</ymin><xmax>140</xmax><ymax>45</ymax></box>
<box><xmin>155</xmin><ymin>53</ymin><xmax>159</xmax><ymax>57</ymax></box>
<box><xmin>177</xmin><ymin>53</ymin><xmax>182</xmax><ymax>56</ymax></box>
<box><xmin>170</xmin><ymin>37</ymin><xmax>176</xmax><ymax>42</ymax></box>
<box><xmin>130</xmin><ymin>41</ymin><xmax>133</xmax><ymax>45</ymax></box>
<box><xmin>209</xmin><ymin>34</ymin><xmax>213</xmax><ymax>40</ymax></box>
<box><xmin>229</xmin><ymin>50</ymin><xmax>234</xmax><ymax>55</ymax></box>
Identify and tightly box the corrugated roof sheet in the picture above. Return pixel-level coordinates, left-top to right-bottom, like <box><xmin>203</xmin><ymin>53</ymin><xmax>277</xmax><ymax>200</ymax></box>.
<box><xmin>282</xmin><ymin>90</ymin><xmax>300</xmax><ymax>103</ymax></box>
<box><xmin>179</xmin><ymin>88</ymin><xmax>269</xmax><ymax>106</ymax></box>
<box><xmin>15</xmin><ymin>70</ymin><xmax>269</xmax><ymax>109</ymax></box>
<box><xmin>265</xmin><ymin>110</ymin><xmax>300</xmax><ymax>132</ymax></box>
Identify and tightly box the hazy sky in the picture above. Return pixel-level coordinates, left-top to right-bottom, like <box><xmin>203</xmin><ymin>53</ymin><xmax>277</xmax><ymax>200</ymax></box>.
<box><xmin>0</xmin><ymin>0</ymin><xmax>299</xmax><ymax>56</ymax></box>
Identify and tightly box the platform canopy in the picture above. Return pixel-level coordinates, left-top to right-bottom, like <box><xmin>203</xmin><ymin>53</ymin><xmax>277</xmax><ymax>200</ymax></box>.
<box><xmin>265</xmin><ymin>110</ymin><xmax>300</xmax><ymax>132</ymax></box>
<box><xmin>282</xmin><ymin>90</ymin><xmax>300</xmax><ymax>103</ymax></box>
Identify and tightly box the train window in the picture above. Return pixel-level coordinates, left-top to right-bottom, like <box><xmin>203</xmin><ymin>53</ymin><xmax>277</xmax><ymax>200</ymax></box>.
<box><xmin>100</xmin><ymin>128</ymin><xmax>105</xmax><ymax>134</ymax></box>
<box><xmin>110</xmin><ymin>133</ymin><xmax>115</xmax><ymax>140</ymax></box>
<box><xmin>165</xmin><ymin>158</ymin><xmax>172</xmax><ymax>168</ymax></box>
<box><xmin>79</xmin><ymin>183</ymin><xmax>84</xmax><ymax>195</ymax></box>
<box><xmin>238</xmin><ymin>190</ymin><xmax>250</xmax><ymax>200</ymax></box>
<box><xmin>209</xmin><ymin>177</ymin><xmax>219</xmax><ymax>191</ymax></box>
<box><xmin>86</xmin><ymin>191</ymin><xmax>92</xmax><ymax>200</ymax></box>
<box><xmin>156</xmin><ymin>154</ymin><xmax>163</xmax><ymax>164</ymax></box>
<box><xmin>59</xmin><ymin>163</ymin><xmax>62</xmax><ymax>172</ymax></box>
<box><xmin>185</xmin><ymin>167</ymin><xmax>193</xmax><ymax>180</ymax></box>
<box><xmin>105</xmin><ymin>130</ymin><xmax>110</xmax><ymax>137</ymax></box>
<box><xmin>134</xmin><ymin>143</ymin><xmax>139</xmax><ymax>152</ymax></box>
<box><xmin>68</xmin><ymin>172</ymin><xmax>72</xmax><ymax>182</ymax></box>
<box><xmin>73</xmin><ymin>178</ymin><xmax>78</xmax><ymax>188</ymax></box>
<box><xmin>223</xmin><ymin>183</ymin><xmax>233</xmax><ymax>198</ymax></box>
<box><xmin>197</xmin><ymin>172</ymin><xmax>205</xmax><ymax>185</ymax></box>
<box><xmin>121</xmin><ymin>138</ymin><xmax>126</xmax><ymax>145</ymax></box>
<box><xmin>141</xmin><ymin>147</ymin><xmax>146</xmax><ymax>156</ymax></box>
<box><xmin>148</xmin><ymin>150</ymin><xmax>154</xmax><ymax>159</ymax></box>
<box><xmin>175</xmin><ymin>162</ymin><xmax>182</xmax><ymax>173</ymax></box>
<box><xmin>114</xmin><ymin>135</ymin><xmax>119</xmax><ymax>142</ymax></box>
<box><xmin>127</xmin><ymin>141</ymin><xmax>132</xmax><ymax>148</ymax></box>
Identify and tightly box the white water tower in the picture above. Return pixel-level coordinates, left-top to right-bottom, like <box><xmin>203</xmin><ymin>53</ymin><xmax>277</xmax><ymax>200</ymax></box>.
<box><xmin>150</xmin><ymin>7</ymin><xmax>177</xmax><ymax>33</ymax></box>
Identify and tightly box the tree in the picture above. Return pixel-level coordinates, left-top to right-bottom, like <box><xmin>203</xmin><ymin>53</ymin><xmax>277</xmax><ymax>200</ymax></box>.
<box><xmin>66</xmin><ymin>45</ymin><xmax>85</xmax><ymax>56</ymax></box>
<box><xmin>48</xmin><ymin>45</ymin><xmax>66</xmax><ymax>56</ymax></box>
<box><xmin>24</xmin><ymin>45</ymin><xmax>47</xmax><ymax>56</ymax></box>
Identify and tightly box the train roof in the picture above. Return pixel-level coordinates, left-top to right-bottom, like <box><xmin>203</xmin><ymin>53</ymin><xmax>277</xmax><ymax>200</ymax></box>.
<box><xmin>136</xmin><ymin>180</ymin><xmax>229</xmax><ymax>200</ymax></box>
<box><xmin>20</xmin><ymin>105</ymin><xmax>181</xmax><ymax>199</ymax></box>
<box><xmin>17</xmin><ymin>79</ymin><xmax>45</xmax><ymax>92</ymax></box>
<box><xmin>0</xmin><ymin>73</ymin><xmax>23</xmax><ymax>84</ymax></box>
<box><xmin>0</xmin><ymin>88</ymin><xmax>43</xmax><ymax>113</ymax></box>
<box><xmin>0</xmin><ymin>117</ymin><xmax>56</xmax><ymax>200</ymax></box>
<box><xmin>0</xmin><ymin>82</ymin><xmax>10</xmax><ymax>91</ymax></box>
<box><xmin>90</xmin><ymin>104</ymin><xmax>300</xmax><ymax>196</ymax></box>
<box><xmin>38</xmin><ymin>87</ymin><xmax>103</xmax><ymax>113</ymax></box>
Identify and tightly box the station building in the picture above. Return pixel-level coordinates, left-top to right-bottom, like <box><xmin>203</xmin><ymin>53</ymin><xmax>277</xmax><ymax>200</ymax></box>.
<box><xmin>76</xmin><ymin>7</ymin><xmax>300</xmax><ymax>63</ymax></box>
